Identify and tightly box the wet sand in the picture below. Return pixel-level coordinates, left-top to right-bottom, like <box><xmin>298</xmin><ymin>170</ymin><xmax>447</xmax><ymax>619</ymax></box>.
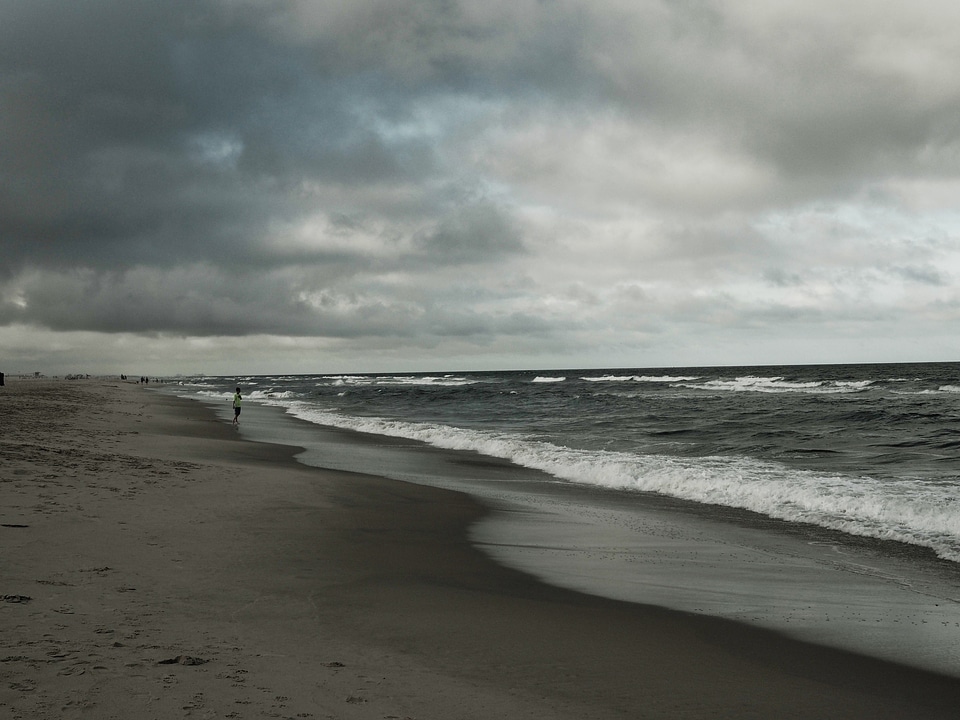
<box><xmin>220</xmin><ymin>399</ymin><xmax>960</xmax><ymax>678</ymax></box>
<box><xmin>3</xmin><ymin>379</ymin><xmax>960</xmax><ymax>719</ymax></box>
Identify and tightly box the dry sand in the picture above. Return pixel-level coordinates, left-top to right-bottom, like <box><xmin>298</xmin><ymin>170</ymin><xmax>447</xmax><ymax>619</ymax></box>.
<box><xmin>3</xmin><ymin>379</ymin><xmax>960</xmax><ymax>719</ymax></box>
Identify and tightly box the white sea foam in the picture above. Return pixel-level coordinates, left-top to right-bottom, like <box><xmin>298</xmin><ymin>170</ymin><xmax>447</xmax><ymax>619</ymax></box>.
<box><xmin>262</xmin><ymin>399</ymin><xmax>960</xmax><ymax>563</ymax></box>
<box><xmin>189</xmin><ymin>388</ymin><xmax>302</xmax><ymax>401</ymax></box>
<box><xmin>896</xmin><ymin>386</ymin><xmax>960</xmax><ymax>396</ymax></box>
<box><xmin>682</xmin><ymin>376</ymin><xmax>872</xmax><ymax>394</ymax></box>
<box><xmin>835</xmin><ymin>380</ymin><xmax>874</xmax><ymax>390</ymax></box>
<box><xmin>319</xmin><ymin>375</ymin><xmax>477</xmax><ymax>387</ymax></box>
<box><xmin>532</xmin><ymin>376</ymin><xmax>566</xmax><ymax>383</ymax></box>
<box><xmin>247</xmin><ymin>389</ymin><xmax>302</xmax><ymax>400</ymax></box>
<box><xmin>582</xmin><ymin>375</ymin><xmax>701</xmax><ymax>383</ymax></box>
<box><xmin>192</xmin><ymin>390</ymin><xmax>232</xmax><ymax>400</ymax></box>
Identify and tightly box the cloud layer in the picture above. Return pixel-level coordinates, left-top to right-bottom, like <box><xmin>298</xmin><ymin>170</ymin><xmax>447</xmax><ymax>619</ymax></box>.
<box><xmin>3</xmin><ymin>0</ymin><xmax>960</xmax><ymax>373</ymax></box>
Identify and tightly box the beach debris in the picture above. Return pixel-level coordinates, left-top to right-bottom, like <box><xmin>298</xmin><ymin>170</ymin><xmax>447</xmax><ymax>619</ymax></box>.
<box><xmin>1</xmin><ymin>594</ymin><xmax>31</xmax><ymax>603</ymax></box>
<box><xmin>0</xmin><ymin>523</ymin><xmax>29</xmax><ymax>528</ymax></box>
<box><xmin>345</xmin><ymin>695</ymin><xmax>367</xmax><ymax>704</ymax></box>
<box><xmin>322</xmin><ymin>661</ymin><xmax>345</xmax><ymax>668</ymax></box>
<box><xmin>158</xmin><ymin>655</ymin><xmax>208</xmax><ymax>666</ymax></box>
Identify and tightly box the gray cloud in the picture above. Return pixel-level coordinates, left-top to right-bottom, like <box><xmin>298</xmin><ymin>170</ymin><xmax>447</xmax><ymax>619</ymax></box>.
<box><xmin>412</xmin><ymin>202</ymin><xmax>525</xmax><ymax>264</ymax></box>
<box><xmin>3</xmin><ymin>1</ymin><xmax>960</xmax><ymax>373</ymax></box>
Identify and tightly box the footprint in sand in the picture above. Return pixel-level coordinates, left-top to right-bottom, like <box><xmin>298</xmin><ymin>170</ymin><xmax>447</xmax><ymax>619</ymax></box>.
<box><xmin>158</xmin><ymin>655</ymin><xmax>208</xmax><ymax>666</ymax></box>
<box><xmin>57</xmin><ymin>663</ymin><xmax>88</xmax><ymax>676</ymax></box>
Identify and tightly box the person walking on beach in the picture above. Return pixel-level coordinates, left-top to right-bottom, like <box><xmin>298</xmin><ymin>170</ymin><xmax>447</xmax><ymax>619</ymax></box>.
<box><xmin>232</xmin><ymin>387</ymin><xmax>242</xmax><ymax>425</ymax></box>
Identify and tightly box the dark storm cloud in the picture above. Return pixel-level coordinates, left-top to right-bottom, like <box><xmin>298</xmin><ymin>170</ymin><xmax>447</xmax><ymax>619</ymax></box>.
<box><xmin>0</xmin><ymin>262</ymin><xmax>527</xmax><ymax>339</ymax></box>
<box><xmin>0</xmin><ymin>1</ymin><xmax>428</xmax><ymax>270</ymax></box>
<box><xmin>1</xmin><ymin>0</ymin><xmax>273</xmax><ymax>273</ymax></box>
<box><xmin>4</xmin><ymin>0</ymin><xmax>960</xmax><ymax>371</ymax></box>
<box><xmin>411</xmin><ymin>202</ymin><xmax>524</xmax><ymax>264</ymax></box>
<box><xmin>2</xmin><ymin>0</ymin><xmax>562</xmax><ymax>341</ymax></box>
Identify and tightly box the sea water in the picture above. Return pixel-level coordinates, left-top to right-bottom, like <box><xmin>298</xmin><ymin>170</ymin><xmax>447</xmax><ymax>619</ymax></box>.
<box><xmin>171</xmin><ymin>362</ymin><xmax>960</xmax><ymax>674</ymax></box>
<box><xmin>179</xmin><ymin>362</ymin><xmax>960</xmax><ymax>562</ymax></box>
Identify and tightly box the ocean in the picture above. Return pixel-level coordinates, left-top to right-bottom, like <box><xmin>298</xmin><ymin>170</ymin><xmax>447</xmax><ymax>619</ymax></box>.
<box><xmin>169</xmin><ymin>361</ymin><xmax>960</xmax><ymax>675</ymax></box>
<box><xmin>178</xmin><ymin>362</ymin><xmax>960</xmax><ymax>562</ymax></box>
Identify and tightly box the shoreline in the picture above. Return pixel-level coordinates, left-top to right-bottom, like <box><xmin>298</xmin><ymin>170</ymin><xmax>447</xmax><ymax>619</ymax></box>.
<box><xmin>4</xmin><ymin>379</ymin><xmax>960</xmax><ymax>718</ymax></box>
<box><xmin>199</xmin><ymin>391</ymin><xmax>960</xmax><ymax>678</ymax></box>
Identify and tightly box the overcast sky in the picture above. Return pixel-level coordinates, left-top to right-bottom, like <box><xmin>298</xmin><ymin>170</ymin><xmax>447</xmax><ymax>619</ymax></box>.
<box><xmin>3</xmin><ymin>0</ymin><xmax>960</xmax><ymax>376</ymax></box>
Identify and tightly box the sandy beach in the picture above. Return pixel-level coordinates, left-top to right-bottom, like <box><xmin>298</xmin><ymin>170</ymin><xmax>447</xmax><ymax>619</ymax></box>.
<box><xmin>3</xmin><ymin>380</ymin><xmax>960</xmax><ymax>719</ymax></box>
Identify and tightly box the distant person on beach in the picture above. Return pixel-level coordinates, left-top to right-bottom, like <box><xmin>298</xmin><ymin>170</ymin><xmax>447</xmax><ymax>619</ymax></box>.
<box><xmin>232</xmin><ymin>387</ymin><xmax>242</xmax><ymax>425</ymax></box>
